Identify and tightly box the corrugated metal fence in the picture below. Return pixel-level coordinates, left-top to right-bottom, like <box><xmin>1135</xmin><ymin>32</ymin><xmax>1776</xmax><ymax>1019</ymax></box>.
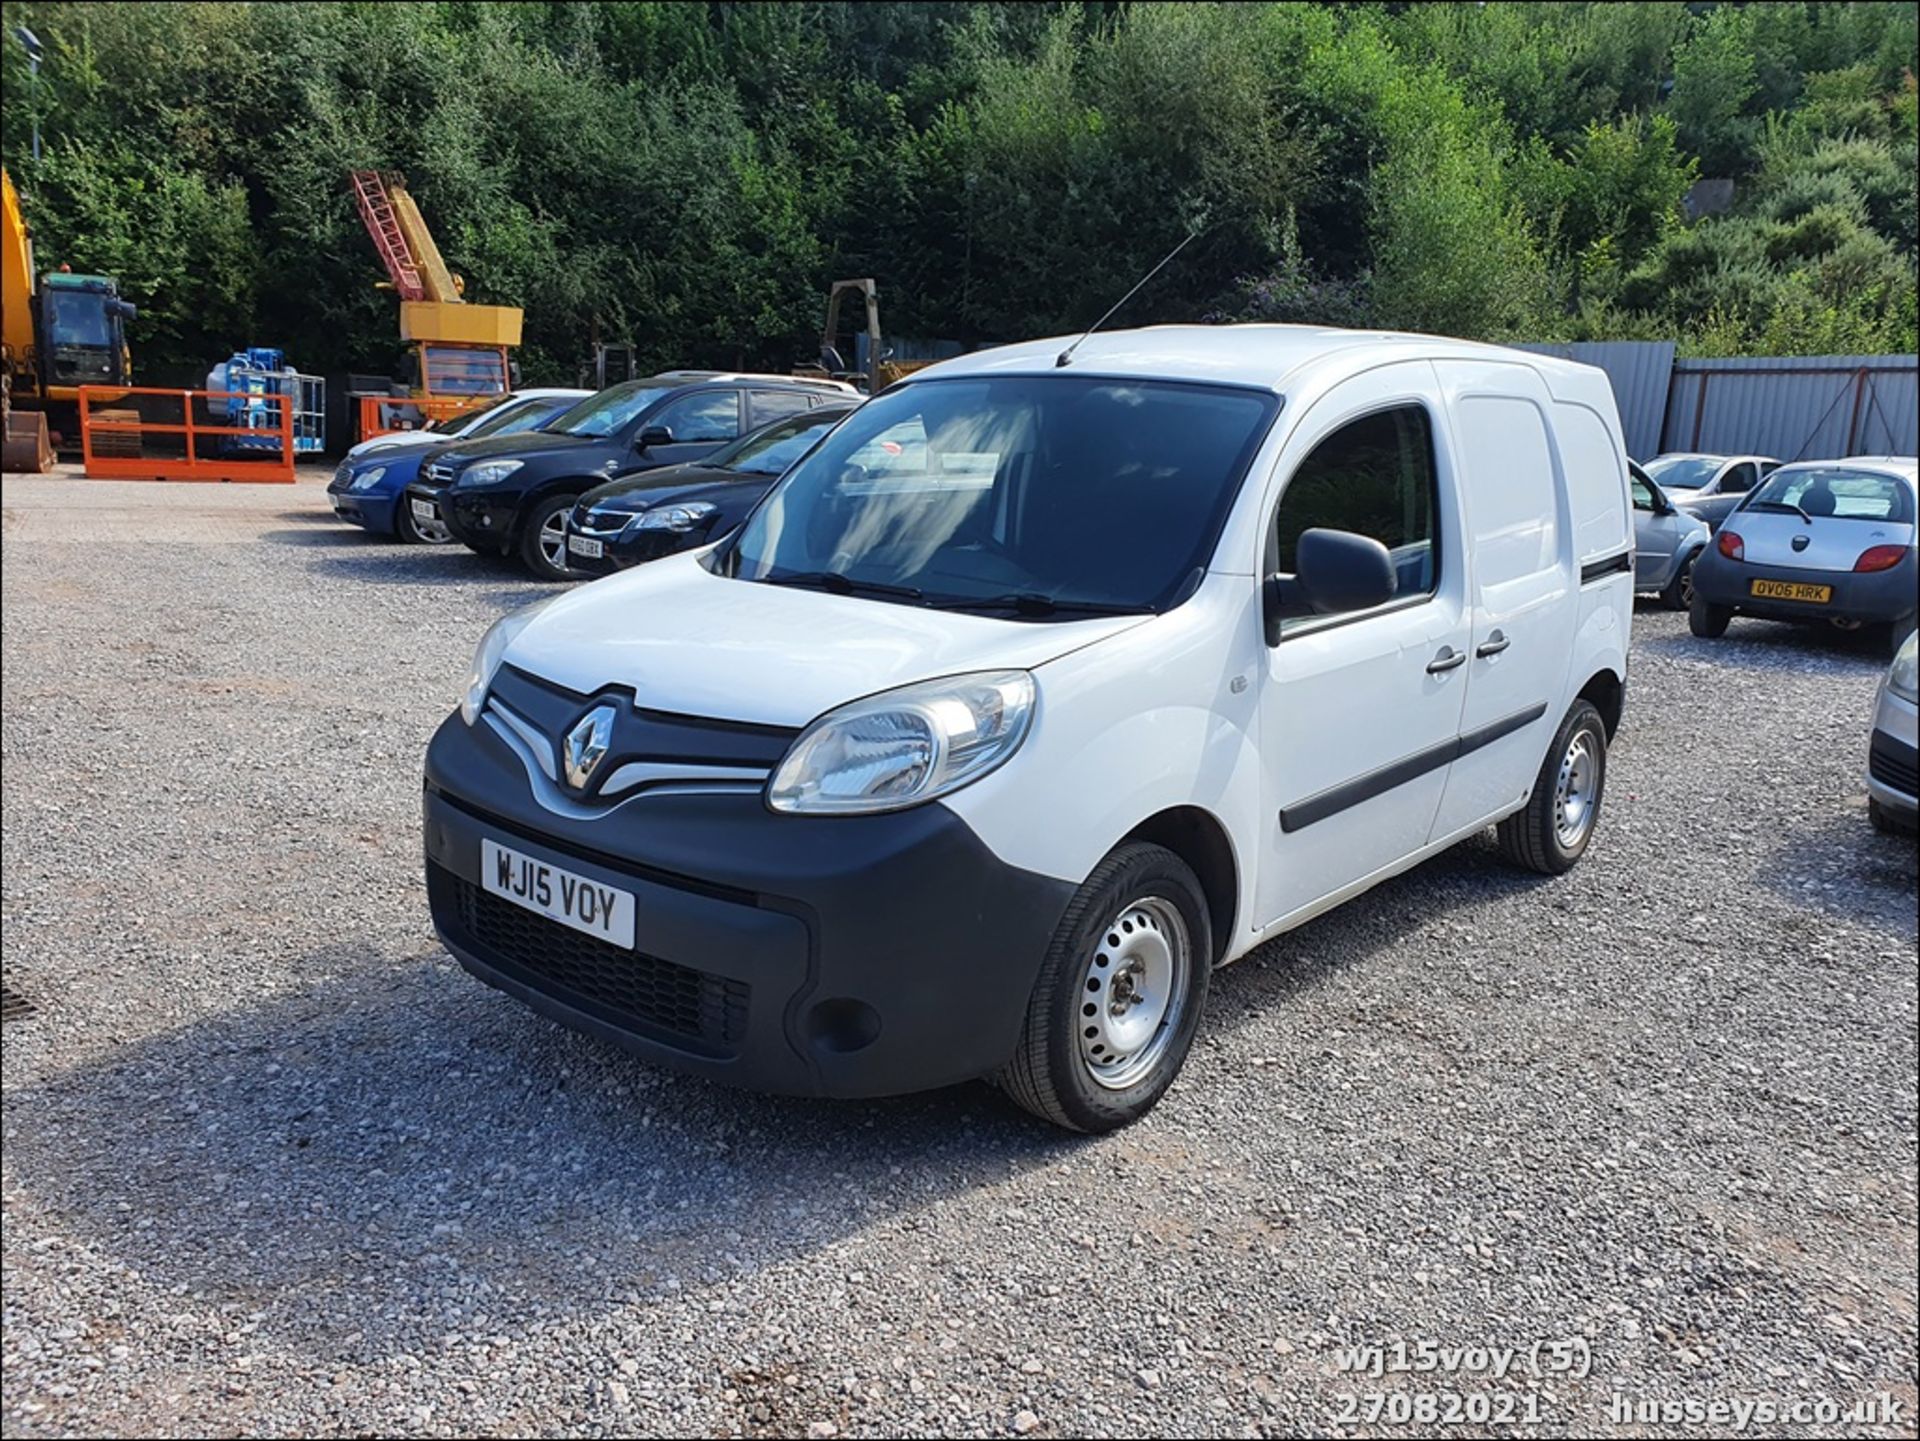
<box><xmin>1516</xmin><ymin>341</ymin><xmax>1917</xmax><ymax>461</ymax></box>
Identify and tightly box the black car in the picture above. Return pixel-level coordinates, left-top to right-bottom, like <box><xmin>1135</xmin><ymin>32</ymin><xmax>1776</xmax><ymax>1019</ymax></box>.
<box><xmin>563</xmin><ymin>403</ymin><xmax>857</xmax><ymax>578</ymax></box>
<box><xmin>406</xmin><ymin>371</ymin><xmax>855</xmax><ymax>579</ymax></box>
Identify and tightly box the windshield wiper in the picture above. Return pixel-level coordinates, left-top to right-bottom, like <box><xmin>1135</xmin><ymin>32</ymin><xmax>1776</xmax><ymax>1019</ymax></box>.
<box><xmin>924</xmin><ymin>591</ymin><xmax>1150</xmax><ymax>618</ymax></box>
<box><xmin>1747</xmin><ymin>499</ymin><xmax>1813</xmax><ymax>525</ymax></box>
<box><xmin>761</xmin><ymin>570</ymin><xmax>926</xmax><ymax>602</ymax></box>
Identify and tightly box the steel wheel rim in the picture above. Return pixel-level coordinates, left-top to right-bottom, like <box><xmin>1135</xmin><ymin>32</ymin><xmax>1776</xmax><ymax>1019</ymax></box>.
<box><xmin>1077</xmin><ymin>895</ymin><xmax>1191</xmax><ymax>1091</ymax></box>
<box><xmin>1678</xmin><ymin>558</ymin><xmax>1695</xmax><ymax>608</ymax></box>
<box><xmin>539</xmin><ymin>513</ymin><xmax>569</xmax><ymax>570</ymax></box>
<box><xmin>1554</xmin><ymin>732</ymin><xmax>1598</xmax><ymax>848</ymax></box>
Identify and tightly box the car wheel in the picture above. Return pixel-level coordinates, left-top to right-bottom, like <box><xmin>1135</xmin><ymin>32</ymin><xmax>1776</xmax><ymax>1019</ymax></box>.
<box><xmin>1689</xmin><ymin>594</ymin><xmax>1732</xmax><ymax>638</ymax></box>
<box><xmin>996</xmin><ymin>842</ymin><xmax>1212</xmax><ymax>1134</ymax></box>
<box><xmin>1495</xmin><ymin>700</ymin><xmax>1608</xmax><ymax>876</ymax></box>
<box><xmin>1660</xmin><ymin>550</ymin><xmax>1699</xmax><ymax>612</ymax></box>
<box><xmin>396</xmin><ymin>496</ymin><xmax>453</xmax><ymax>546</ymax></box>
<box><xmin>518</xmin><ymin>494</ymin><xmax>580</xmax><ymax>582</ymax></box>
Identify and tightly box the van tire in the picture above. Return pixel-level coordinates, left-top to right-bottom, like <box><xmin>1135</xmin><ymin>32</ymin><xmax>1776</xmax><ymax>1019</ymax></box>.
<box><xmin>1689</xmin><ymin>595</ymin><xmax>1732</xmax><ymax>638</ymax></box>
<box><xmin>1495</xmin><ymin>700</ymin><xmax>1608</xmax><ymax>876</ymax></box>
<box><xmin>519</xmin><ymin>493</ymin><xmax>581</xmax><ymax>582</ymax></box>
<box><xmin>995</xmin><ymin>842</ymin><xmax>1211</xmax><ymax>1134</ymax></box>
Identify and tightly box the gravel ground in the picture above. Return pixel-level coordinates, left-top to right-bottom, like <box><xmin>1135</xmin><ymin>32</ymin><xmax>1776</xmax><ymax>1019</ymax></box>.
<box><xmin>2</xmin><ymin>472</ymin><xmax>1915</xmax><ymax>1440</ymax></box>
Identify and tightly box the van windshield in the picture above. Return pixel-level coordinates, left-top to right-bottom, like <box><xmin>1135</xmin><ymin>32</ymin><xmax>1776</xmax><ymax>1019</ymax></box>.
<box><xmin>716</xmin><ymin>377</ymin><xmax>1276</xmax><ymax>616</ymax></box>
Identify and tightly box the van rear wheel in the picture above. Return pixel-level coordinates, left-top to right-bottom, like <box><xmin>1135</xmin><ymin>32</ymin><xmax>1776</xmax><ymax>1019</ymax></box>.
<box><xmin>996</xmin><ymin>842</ymin><xmax>1211</xmax><ymax>1133</ymax></box>
<box><xmin>1495</xmin><ymin>700</ymin><xmax>1608</xmax><ymax>875</ymax></box>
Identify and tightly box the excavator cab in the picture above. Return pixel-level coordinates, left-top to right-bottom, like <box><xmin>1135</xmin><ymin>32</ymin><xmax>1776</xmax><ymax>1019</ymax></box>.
<box><xmin>35</xmin><ymin>271</ymin><xmax>135</xmax><ymax>393</ymax></box>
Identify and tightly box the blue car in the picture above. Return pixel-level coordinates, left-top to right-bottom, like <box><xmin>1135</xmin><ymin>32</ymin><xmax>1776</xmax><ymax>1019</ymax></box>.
<box><xmin>328</xmin><ymin>388</ymin><xmax>590</xmax><ymax>543</ymax></box>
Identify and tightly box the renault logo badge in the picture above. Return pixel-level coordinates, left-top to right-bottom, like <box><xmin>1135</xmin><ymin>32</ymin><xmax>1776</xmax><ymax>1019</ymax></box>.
<box><xmin>563</xmin><ymin>705</ymin><xmax>615</xmax><ymax>790</ymax></box>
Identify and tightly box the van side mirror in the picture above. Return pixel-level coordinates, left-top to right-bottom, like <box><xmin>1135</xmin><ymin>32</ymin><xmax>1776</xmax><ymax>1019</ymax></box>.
<box><xmin>637</xmin><ymin>424</ymin><xmax>674</xmax><ymax>450</ymax></box>
<box><xmin>1263</xmin><ymin>528</ymin><xmax>1397</xmax><ymax>644</ymax></box>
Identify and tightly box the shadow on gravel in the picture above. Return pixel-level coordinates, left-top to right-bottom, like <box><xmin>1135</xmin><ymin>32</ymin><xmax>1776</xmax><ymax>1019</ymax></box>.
<box><xmin>1207</xmin><ymin>831</ymin><xmax>1555</xmax><ymax>1031</ymax></box>
<box><xmin>258</xmin><ymin>525</ymin><xmax>387</xmax><ymax>549</ymax></box>
<box><xmin>1635</xmin><ymin>615</ymin><xmax>1896</xmax><ymax>671</ymax></box>
<box><xmin>1750</xmin><ymin>804</ymin><xmax>1918</xmax><ymax>921</ymax></box>
<box><xmin>3</xmin><ymin>946</ymin><xmax>1077</xmax><ymax>1365</ymax></box>
<box><xmin>274</xmin><ymin>509</ymin><xmax>347</xmax><ymax>525</ymax></box>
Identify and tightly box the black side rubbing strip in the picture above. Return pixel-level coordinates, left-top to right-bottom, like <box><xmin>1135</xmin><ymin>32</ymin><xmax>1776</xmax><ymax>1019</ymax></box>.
<box><xmin>1581</xmin><ymin>550</ymin><xmax>1633</xmax><ymax>584</ymax></box>
<box><xmin>1279</xmin><ymin>702</ymin><xmax>1549</xmax><ymax>833</ymax></box>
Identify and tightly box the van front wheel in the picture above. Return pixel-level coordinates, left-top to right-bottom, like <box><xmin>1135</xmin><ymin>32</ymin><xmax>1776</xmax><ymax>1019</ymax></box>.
<box><xmin>1495</xmin><ymin>700</ymin><xmax>1608</xmax><ymax>875</ymax></box>
<box><xmin>996</xmin><ymin>842</ymin><xmax>1212</xmax><ymax>1133</ymax></box>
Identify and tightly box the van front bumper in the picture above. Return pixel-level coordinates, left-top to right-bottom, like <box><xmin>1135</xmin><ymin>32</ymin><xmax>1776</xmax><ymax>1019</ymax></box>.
<box><xmin>423</xmin><ymin>712</ymin><xmax>1075</xmax><ymax>1098</ymax></box>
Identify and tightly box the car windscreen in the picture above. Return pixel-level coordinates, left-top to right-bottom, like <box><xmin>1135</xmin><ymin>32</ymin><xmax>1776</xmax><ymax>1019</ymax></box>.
<box><xmin>430</xmin><ymin>396</ymin><xmax>515</xmax><ymax>435</ymax></box>
<box><xmin>1644</xmin><ymin>456</ymin><xmax>1721</xmax><ymax>490</ymax></box>
<box><xmin>550</xmin><ymin>383</ymin><xmax>674</xmax><ymax>439</ymax></box>
<box><xmin>717</xmin><ymin>376</ymin><xmax>1278</xmax><ymax>615</ymax></box>
<box><xmin>469</xmin><ymin>398</ymin><xmax>578</xmax><ymax>440</ymax></box>
<box><xmin>1748</xmin><ymin>467</ymin><xmax>1915</xmax><ymax>523</ymax></box>
<box><xmin>705</xmin><ymin>409</ymin><xmax>850</xmax><ymax>476</ymax></box>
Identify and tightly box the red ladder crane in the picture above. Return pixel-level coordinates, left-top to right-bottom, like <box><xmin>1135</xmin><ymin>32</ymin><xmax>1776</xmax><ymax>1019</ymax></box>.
<box><xmin>348</xmin><ymin>170</ymin><xmax>425</xmax><ymax>302</ymax></box>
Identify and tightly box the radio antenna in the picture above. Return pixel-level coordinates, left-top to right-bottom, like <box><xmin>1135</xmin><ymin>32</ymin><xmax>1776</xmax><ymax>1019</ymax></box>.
<box><xmin>1055</xmin><ymin>229</ymin><xmax>1200</xmax><ymax>368</ymax></box>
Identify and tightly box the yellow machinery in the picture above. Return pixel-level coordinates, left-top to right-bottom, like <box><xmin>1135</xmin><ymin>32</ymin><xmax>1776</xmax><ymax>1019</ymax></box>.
<box><xmin>349</xmin><ymin>171</ymin><xmax>521</xmax><ymax>430</ymax></box>
<box><xmin>797</xmin><ymin>278</ymin><xmax>934</xmax><ymax>394</ymax></box>
<box><xmin>3</xmin><ymin>166</ymin><xmax>136</xmax><ymax>467</ymax></box>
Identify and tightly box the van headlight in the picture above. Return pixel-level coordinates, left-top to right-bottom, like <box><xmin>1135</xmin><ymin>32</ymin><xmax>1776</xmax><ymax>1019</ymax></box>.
<box><xmin>460</xmin><ymin>598</ymin><xmax>558</xmax><ymax>725</ymax></box>
<box><xmin>347</xmin><ymin>464</ymin><xmax>388</xmax><ymax>492</ymax></box>
<box><xmin>1891</xmin><ymin>631</ymin><xmax>1919</xmax><ymax>703</ymax></box>
<box><xmin>767</xmin><ymin>671</ymin><xmax>1035</xmax><ymax>814</ymax></box>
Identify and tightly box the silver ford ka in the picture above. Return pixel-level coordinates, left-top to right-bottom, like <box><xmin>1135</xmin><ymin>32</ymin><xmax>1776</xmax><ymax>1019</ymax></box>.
<box><xmin>1689</xmin><ymin>456</ymin><xmax>1918</xmax><ymax>655</ymax></box>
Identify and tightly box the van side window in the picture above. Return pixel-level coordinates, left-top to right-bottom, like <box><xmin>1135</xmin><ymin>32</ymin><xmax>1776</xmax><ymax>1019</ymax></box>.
<box><xmin>1272</xmin><ymin>405</ymin><xmax>1438</xmax><ymax>613</ymax></box>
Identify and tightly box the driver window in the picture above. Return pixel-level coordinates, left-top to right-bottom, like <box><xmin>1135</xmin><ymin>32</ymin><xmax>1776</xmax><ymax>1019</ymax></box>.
<box><xmin>1269</xmin><ymin>405</ymin><xmax>1438</xmax><ymax>628</ymax></box>
<box><xmin>1630</xmin><ymin>476</ymin><xmax>1656</xmax><ymax>512</ymax></box>
<box><xmin>1722</xmin><ymin>462</ymin><xmax>1758</xmax><ymax>493</ymax></box>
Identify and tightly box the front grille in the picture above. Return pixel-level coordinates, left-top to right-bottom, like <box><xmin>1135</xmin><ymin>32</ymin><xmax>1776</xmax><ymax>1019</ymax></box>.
<box><xmin>330</xmin><ymin>461</ymin><xmax>354</xmax><ymax>491</ymax></box>
<box><xmin>1870</xmin><ymin>731</ymin><xmax>1919</xmax><ymax>798</ymax></box>
<box><xmin>579</xmin><ymin>505</ymin><xmax>639</xmax><ymax>535</ymax></box>
<box><xmin>442</xmin><ymin>867</ymin><xmax>749</xmax><ymax>1052</ymax></box>
<box><xmin>423</xmin><ymin>461</ymin><xmax>456</xmax><ymax>486</ymax></box>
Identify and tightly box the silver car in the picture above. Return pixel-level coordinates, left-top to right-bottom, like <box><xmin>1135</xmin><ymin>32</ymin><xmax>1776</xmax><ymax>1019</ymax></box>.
<box><xmin>1631</xmin><ymin>462</ymin><xmax>1711</xmax><ymax>610</ymax></box>
<box><xmin>1643</xmin><ymin>452</ymin><xmax>1780</xmax><ymax>532</ymax></box>
<box><xmin>1690</xmin><ymin>456</ymin><xmax>1918</xmax><ymax>653</ymax></box>
<box><xmin>1868</xmin><ymin>629</ymin><xmax>1918</xmax><ymax>833</ymax></box>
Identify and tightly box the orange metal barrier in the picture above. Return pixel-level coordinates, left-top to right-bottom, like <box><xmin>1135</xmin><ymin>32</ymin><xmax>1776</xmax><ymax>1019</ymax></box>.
<box><xmin>79</xmin><ymin>386</ymin><xmax>296</xmax><ymax>483</ymax></box>
<box><xmin>356</xmin><ymin>394</ymin><xmax>484</xmax><ymax>444</ymax></box>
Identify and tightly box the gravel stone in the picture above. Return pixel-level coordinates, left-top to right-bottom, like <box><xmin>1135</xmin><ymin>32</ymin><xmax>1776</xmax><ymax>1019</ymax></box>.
<box><xmin>2</xmin><ymin>472</ymin><xmax>1915</xmax><ymax>1438</ymax></box>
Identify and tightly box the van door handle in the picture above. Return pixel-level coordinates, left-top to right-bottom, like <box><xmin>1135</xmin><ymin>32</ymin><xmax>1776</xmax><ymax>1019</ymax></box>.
<box><xmin>1476</xmin><ymin>630</ymin><xmax>1511</xmax><ymax>658</ymax></box>
<box><xmin>1426</xmin><ymin>646</ymin><xmax>1467</xmax><ymax>673</ymax></box>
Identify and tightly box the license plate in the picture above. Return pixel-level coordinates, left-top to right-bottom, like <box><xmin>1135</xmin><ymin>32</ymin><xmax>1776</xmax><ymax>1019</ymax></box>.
<box><xmin>1751</xmin><ymin>579</ymin><xmax>1832</xmax><ymax>603</ymax></box>
<box><xmin>480</xmin><ymin>838</ymin><xmax>634</xmax><ymax>948</ymax></box>
<box><xmin>567</xmin><ymin>534</ymin><xmax>604</xmax><ymax>560</ymax></box>
<box><xmin>410</xmin><ymin>497</ymin><xmax>438</xmax><ymax>523</ymax></box>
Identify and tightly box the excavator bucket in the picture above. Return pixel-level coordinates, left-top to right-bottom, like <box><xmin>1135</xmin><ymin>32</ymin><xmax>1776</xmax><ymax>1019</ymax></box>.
<box><xmin>3</xmin><ymin>408</ymin><xmax>53</xmax><ymax>473</ymax></box>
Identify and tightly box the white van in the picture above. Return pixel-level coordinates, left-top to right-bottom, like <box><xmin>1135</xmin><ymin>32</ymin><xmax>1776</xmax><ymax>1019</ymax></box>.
<box><xmin>423</xmin><ymin>325</ymin><xmax>1633</xmax><ymax>1132</ymax></box>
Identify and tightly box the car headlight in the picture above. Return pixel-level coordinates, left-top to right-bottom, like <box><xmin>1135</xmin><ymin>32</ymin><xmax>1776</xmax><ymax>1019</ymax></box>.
<box><xmin>347</xmin><ymin>464</ymin><xmax>388</xmax><ymax>492</ymax></box>
<box><xmin>628</xmin><ymin>502</ymin><xmax>718</xmax><ymax>533</ymax></box>
<box><xmin>459</xmin><ymin>459</ymin><xmax>524</xmax><ymax>487</ymax></box>
<box><xmin>460</xmin><ymin>597</ymin><xmax>559</xmax><ymax>725</ymax></box>
<box><xmin>767</xmin><ymin>670</ymin><xmax>1035</xmax><ymax>815</ymax></box>
<box><xmin>1891</xmin><ymin>631</ymin><xmax>1919</xmax><ymax>704</ymax></box>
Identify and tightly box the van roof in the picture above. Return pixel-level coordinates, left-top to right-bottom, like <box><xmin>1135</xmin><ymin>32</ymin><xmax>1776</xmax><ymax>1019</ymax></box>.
<box><xmin>917</xmin><ymin>323</ymin><xmax>1592</xmax><ymax>393</ymax></box>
